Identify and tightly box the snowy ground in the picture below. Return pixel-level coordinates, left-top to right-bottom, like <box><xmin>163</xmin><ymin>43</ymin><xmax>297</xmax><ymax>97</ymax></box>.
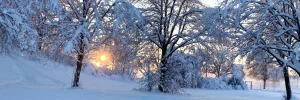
<box><xmin>245</xmin><ymin>76</ymin><xmax>300</xmax><ymax>94</ymax></box>
<box><xmin>0</xmin><ymin>55</ymin><xmax>298</xmax><ymax>100</ymax></box>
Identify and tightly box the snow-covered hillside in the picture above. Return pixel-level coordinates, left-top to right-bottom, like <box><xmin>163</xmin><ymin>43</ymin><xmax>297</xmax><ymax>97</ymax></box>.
<box><xmin>0</xmin><ymin>55</ymin><xmax>298</xmax><ymax>100</ymax></box>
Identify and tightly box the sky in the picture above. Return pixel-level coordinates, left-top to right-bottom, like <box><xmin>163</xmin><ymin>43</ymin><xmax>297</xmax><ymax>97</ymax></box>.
<box><xmin>201</xmin><ymin>0</ymin><xmax>221</xmax><ymax>7</ymax></box>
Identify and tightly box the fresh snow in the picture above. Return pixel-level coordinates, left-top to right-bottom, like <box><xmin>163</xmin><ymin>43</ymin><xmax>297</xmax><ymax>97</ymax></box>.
<box><xmin>0</xmin><ymin>55</ymin><xmax>299</xmax><ymax>100</ymax></box>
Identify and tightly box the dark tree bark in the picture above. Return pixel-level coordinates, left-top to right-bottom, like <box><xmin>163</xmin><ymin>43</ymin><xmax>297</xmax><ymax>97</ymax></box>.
<box><xmin>283</xmin><ymin>66</ymin><xmax>291</xmax><ymax>100</ymax></box>
<box><xmin>72</xmin><ymin>33</ymin><xmax>85</xmax><ymax>87</ymax></box>
<box><xmin>72</xmin><ymin>0</ymin><xmax>88</xmax><ymax>87</ymax></box>
<box><xmin>72</xmin><ymin>44</ymin><xmax>84</xmax><ymax>87</ymax></box>
<box><xmin>271</xmin><ymin>51</ymin><xmax>293</xmax><ymax>100</ymax></box>
<box><xmin>158</xmin><ymin>59</ymin><xmax>167</xmax><ymax>92</ymax></box>
<box><xmin>262</xmin><ymin>64</ymin><xmax>268</xmax><ymax>89</ymax></box>
<box><xmin>263</xmin><ymin>79</ymin><xmax>266</xmax><ymax>89</ymax></box>
<box><xmin>158</xmin><ymin>45</ymin><xmax>168</xmax><ymax>92</ymax></box>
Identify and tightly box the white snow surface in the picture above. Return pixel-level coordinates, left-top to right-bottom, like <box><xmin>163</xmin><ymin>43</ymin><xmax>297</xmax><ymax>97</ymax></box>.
<box><xmin>0</xmin><ymin>55</ymin><xmax>299</xmax><ymax>100</ymax></box>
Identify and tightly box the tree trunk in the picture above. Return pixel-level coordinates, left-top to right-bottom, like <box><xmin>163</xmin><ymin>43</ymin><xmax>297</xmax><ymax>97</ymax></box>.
<box><xmin>262</xmin><ymin>63</ymin><xmax>268</xmax><ymax>89</ymax></box>
<box><xmin>158</xmin><ymin>46</ymin><xmax>167</xmax><ymax>92</ymax></box>
<box><xmin>38</xmin><ymin>41</ymin><xmax>42</xmax><ymax>50</ymax></box>
<box><xmin>158</xmin><ymin>58</ymin><xmax>167</xmax><ymax>92</ymax></box>
<box><xmin>72</xmin><ymin>53</ymin><xmax>84</xmax><ymax>87</ymax></box>
<box><xmin>147</xmin><ymin>65</ymin><xmax>152</xmax><ymax>92</ymax></box>
<box><xmin>217</xmin><ymin>67</ymin><xmax>220</xmax><ymax>78</ymax></box>
<box><xmin>283</xmin><ymin>66</ymin><xmax>292</xmax><ymax>100</ymax></box>
<box><xmin>263</xmin><ymin>79</ymin><xmax>266</xmax><ymax>89</ymax></box>
<box><xmin>72</xmin><ymin>35</ymin><xmax>84</xmax><ymax>87</ymax></box>
<box><xmin>71</xmin><ymin>0</ymin><xmax>87</xmax><ymax>87</ymax></box>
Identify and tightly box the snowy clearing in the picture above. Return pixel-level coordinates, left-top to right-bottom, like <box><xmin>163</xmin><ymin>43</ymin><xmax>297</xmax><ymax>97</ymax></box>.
<box><xmin>0</xmin><ymin>55</ymin><xmax>298</xmax><ymax>100</ymax></box>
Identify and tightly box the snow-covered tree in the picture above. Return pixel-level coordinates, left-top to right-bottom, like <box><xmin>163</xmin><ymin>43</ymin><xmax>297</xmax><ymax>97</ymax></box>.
<box><xmin>138</xmin><ymin>43</ymin><xmax>160</xmax><ymax>92</ymax></box>
<box><xmin>27</xmin><ymin>0</ymin><xmax>62</xmax><ymax>51</ymax></box>
<box><xmin>222</xmin><ymin>0</ymin><xmax>300</xmax><ymax>99</ymax></box>
<box><xmin>137</xmin><ymin>0</ymin><xmax>216</xmax><ymax>93</ymax></box>
<box><xmin>245</xmin><ymin>49</ymin><xmax>282</xmax><ymax>89</ymax></box>
<box><xmin>207</xmin><ymin>45</ymin><xmax>236</xmax><ymax>78</ymax></box>
<box><xmin>223</xmin><ymin>0</ymin><xmax>300</xmax><ymax>74</ymax></box>
<box><xmin>181</xmin><ymin>7</ymin><xmax>240</xmax><ymax>79</ymax></box>
<box><xmin>93</xmin><ymin>29</ymin><xmax>143</xmax><ymax>78</ymax></box>
<box><xmin>41</xmin><ymin>0</ymin><xmax>143</xmax><ymax>87</ymax></box>
<box><xmin>0</xmin><ymin>0</ymin><xmax>40</xmax><ymax>52</ymax></box>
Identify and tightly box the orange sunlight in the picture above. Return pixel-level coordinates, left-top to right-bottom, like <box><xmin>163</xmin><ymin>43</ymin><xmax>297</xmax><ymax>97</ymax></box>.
<box><xmin>100</xmin><ymin>55</ymin><xmax>106</xmax><ymax>62</ymax></box>
<box><xmin>89</xmin><ymin>50</ymin><xmax>112</xmax><ymax>69</ymax></box>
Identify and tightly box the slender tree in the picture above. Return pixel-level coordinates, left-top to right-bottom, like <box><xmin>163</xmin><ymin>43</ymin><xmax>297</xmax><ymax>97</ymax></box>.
<box><xmin>246</xmin><ymin>49</ymin><xmax>277</xmax><ymax>89</ymax></box>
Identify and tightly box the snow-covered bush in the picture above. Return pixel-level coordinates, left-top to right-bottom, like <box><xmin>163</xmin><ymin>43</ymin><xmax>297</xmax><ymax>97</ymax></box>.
<box><xmin>166</xmin><ymin>53</ymin><xmax>202</xmax><ymax>88</ymax></box>
<box><xmin>138</xmin><ymin>52</ymin><xmax>202</xmax><ymax>93</ymax></box>
<box><xmin>227</xmin><ymin>64</ymin><xmax>247</xmax><ymax>90</ymax></box>
<box><xmin>200</xmin><ymin>65</ymin><xmax>247</xmax><ymax>90</ymax></box>
<box><xmin>200</xmin><ymin>78</ymin><xmax>231</xmax><ymax>90</ymax></box>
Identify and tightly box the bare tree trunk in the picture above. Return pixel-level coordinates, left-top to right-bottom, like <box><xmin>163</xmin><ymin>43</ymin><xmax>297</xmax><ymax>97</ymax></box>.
<box><xmin>273</xmin><ymin>52</ymin><xmax>292</xmax><ymax>100</ymax></box>
<box><xmin>72</xmin><ymin>34</ymin><xmax>85</xmax><ymax>87</ymax></box>
<box><xmin>72</xmin><ymin>0</ymin><xmax>87</xmax><ymax>87</ymax></box>
<box><xmin>217</xmin><ymin>67</ymin><xmax>220</xmax><ymax>78</ymax></box>
<box><xmin>263</xmin><ymin>79</ymin><xmax>266</xmax><ymax>89</ymax></box>
<box><xmin>263</xmin><ymin>64</ymin><xmax>267</xmax><ymax>89</ymax></box>
<box><xmin>158</xmin><ymin>59</ymin><xmax>168</xmax><ymax>92</ymax></box>
<box><xmin>158</xmin><ymin>46</ymin><xmax>167</xmax><ymax>92</ymax></box>
<box><xmin>147</xmin><ymin>64</ymin><xmax>152</xmax><ymax>91</ymax></box>
<box><xmin>72</xmin><ymin>52</ymin><xmax>84</xmax><ymax>87</ymax></box>
<box><xmin>283</xmin><ymin>66</ymin><xmax>291</xmax><ymax>100</ymax></box>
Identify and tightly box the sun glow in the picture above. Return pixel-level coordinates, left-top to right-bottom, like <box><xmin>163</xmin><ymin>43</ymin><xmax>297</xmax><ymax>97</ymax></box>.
<box><xmin>100</xmin><ymin>55</ymin><xmax>106</xmax><ymax>61</ymax></box>
<box><xmin>88</xmin><ymin>50</ymin><xmax>112</xmax><ymax>69</ymax></box>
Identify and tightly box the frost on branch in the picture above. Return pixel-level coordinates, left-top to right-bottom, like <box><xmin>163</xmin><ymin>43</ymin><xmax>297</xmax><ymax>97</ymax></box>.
<box><xmin>293</xmin><ymin>42</ymin><xmax>300</xmax><ymax>61</ymax></box>
<box><xmin>155</xmin><ymin>53</ymin><xmax>202</xmax><ymax>93</ymax></box>
<box><xmin>0</xmin><ymin>8</ymin><xmax>37</xmax><ymax>52</ymax></box>
<box><xmin>167</xmin><ymin>53</ymin><xmax>202</xmax><ymax>88</ymax></box>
